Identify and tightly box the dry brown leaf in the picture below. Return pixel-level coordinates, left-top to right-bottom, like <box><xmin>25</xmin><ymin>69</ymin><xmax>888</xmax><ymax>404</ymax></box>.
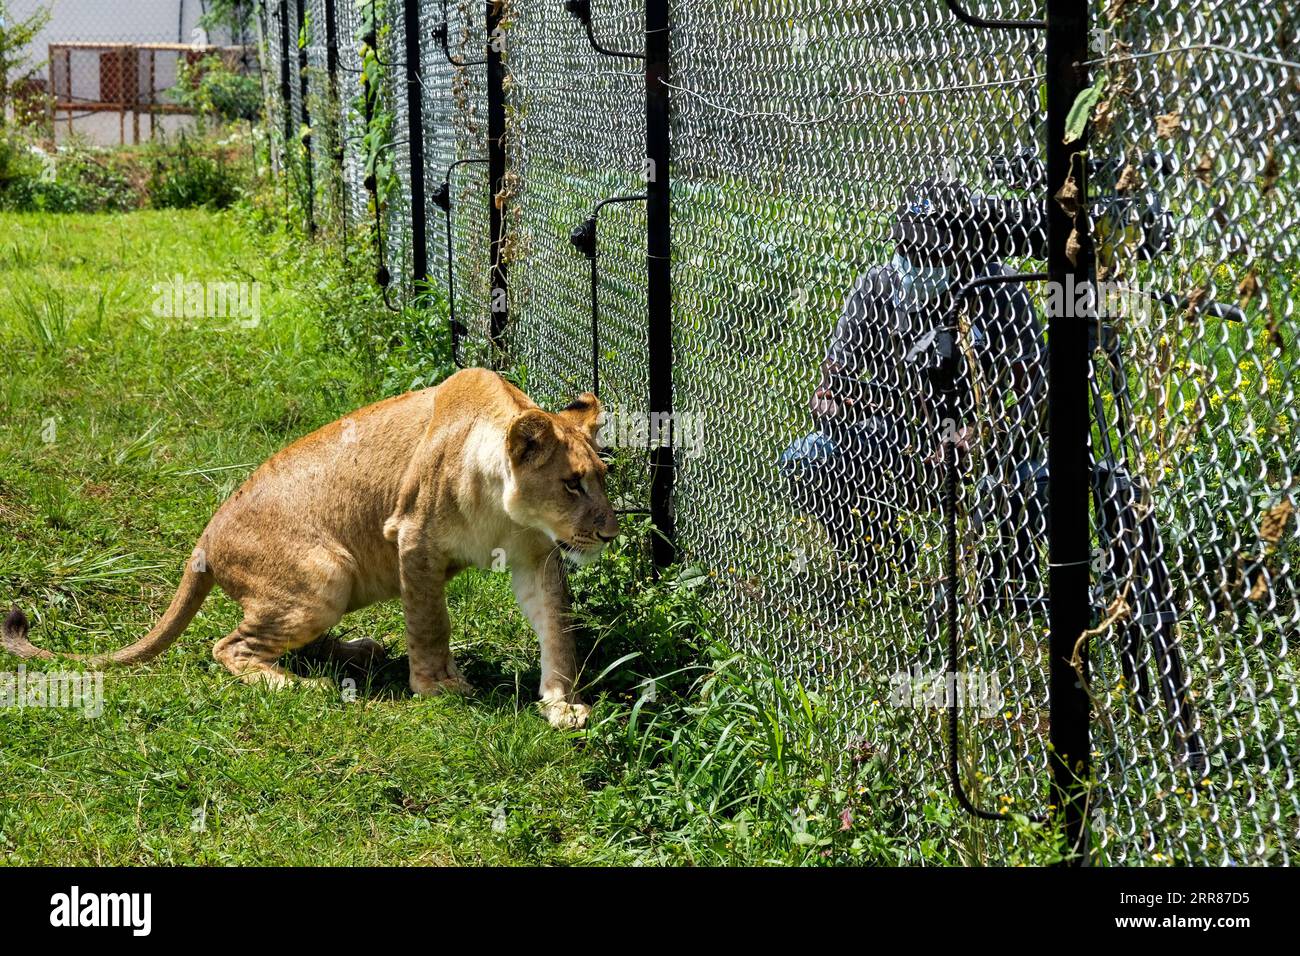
<box><xmin>1194</xmin><ymin>154</ymin><xmax>1214</xmax><ymax>185</ymax></box>
<box><xmin>1093</xmin><ymin>99</ymin><xmax>1115</xmax><ymax>138</ymax></box>
<box><xmin>1259</xmin><ymin>148</ymin><xmax>1280</xmax><ymax>196</ymax></box>
<box><xmin>1054</xmin><ymin>173</ymin><xmax>1081</xmax><ymax>217</ymax></box>
<box><xmin>1184</xmin><ymin>284</ymin><xmax>1210</xmax><ymax>320</ymax></box>
<box><xmin>1268</xmin><ymin>305</ymin><xmax>1285</xmax><ymax>353</ymax></box>
<box><xmin>1116</xmin><ymin>163</ymin><xmax>1139</xmax><ymax>193</ymax></box>
<box><xmin>1065</xmin><ymin>228</ymin><xmax>1082</xmax><ymax>266</ymax></box>
<box><xmin>1155</xmin><ymin>112</ymin><xmax>1182</xmax><ymax>139</ymax></box>
<box><xmin>1260</xmin><ymin>498</ymin><xmax>1294</xmax><ymax>546</ymax></box>
<box><xmin>1237</xmin><ymin>269</ymin><xmax>1259</xmax><ymax>308</ymax></box>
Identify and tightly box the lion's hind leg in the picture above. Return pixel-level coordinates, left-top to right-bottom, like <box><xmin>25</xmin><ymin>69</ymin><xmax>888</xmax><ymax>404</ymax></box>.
<box><xmin>213</xmin><ymin>599</ymin><xmax>347</xmax><ymax>691</ymax></box>
<box><xmin>211</xmin><ymin>542</ymin><xmax>356</xmax><ymax>689</ymax></box>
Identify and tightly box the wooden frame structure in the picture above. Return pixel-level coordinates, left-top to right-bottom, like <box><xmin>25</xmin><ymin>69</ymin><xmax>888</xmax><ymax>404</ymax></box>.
<box><xmin>46</xmin><ymin>42</ymin><xmax>249</xmax><ymax>143</ymax></box>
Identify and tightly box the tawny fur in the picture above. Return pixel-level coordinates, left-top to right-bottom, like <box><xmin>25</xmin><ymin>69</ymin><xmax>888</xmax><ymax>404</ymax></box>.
<box><xmin>2</xmin><ymin>368</ymin><xmax>620</xmax><ymax>728</ymax></box>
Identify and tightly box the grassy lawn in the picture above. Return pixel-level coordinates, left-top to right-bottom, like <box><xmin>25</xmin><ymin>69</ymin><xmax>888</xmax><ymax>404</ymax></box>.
<box><xmin>0</xmin><ymin>209</ymin><xmax>617</xmax><ymax>865</ymax></box>
<box><xmin>0</xmin><ymin>207</ymin><xmax>1077</xmax><ymax>868</ymax></box>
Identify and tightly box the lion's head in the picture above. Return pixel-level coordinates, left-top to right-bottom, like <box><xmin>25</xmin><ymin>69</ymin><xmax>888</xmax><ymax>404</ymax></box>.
<box><xmin>503</xmin><ymin>393</ymin><xmax>619</xmax><ymax>563</ymax></box>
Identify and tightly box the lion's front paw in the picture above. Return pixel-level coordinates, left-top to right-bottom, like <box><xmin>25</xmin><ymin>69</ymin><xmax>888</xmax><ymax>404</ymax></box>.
<box><xmin>540</xmin><ymin>699</ymin><xmax>591</xmax><ymax>730</ymax></box>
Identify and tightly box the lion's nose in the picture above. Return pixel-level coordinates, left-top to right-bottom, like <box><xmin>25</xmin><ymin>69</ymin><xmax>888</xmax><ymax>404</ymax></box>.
<box><xmin>597</xmin><ymin>529</ymin><xmax>619</xmax><ymax>543</ymax></box>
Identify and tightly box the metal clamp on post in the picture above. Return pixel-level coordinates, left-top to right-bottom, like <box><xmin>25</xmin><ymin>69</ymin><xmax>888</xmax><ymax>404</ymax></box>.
<box><xmin>435</xmin><ymin>158</ymin><xmax>490</xmax><ymax>367</ymax></box>
<box><xmin>943</xmin><ymin>0</ymin><xmax>1044</xmax><ymax>31</ymax></box>
<box><xmin>936</xmin><ymin>272</ymin><xmax>1049</xmax><ymax>825</ymax></box>
<box><xmin>435</xmin><ymin>0</ymin><xmax>488</xmax><ymax>66</ymax></box>
<box><xmin>563</xmin><ymin>0</ymin><xmax>645</xmax><ymax>59</ymax></box>
<box><xmin>569</xmin><ymin>193</ymin><xmax>648</xmax><ymax>398</ymax></box>
<box><xmin>571</xmin><ymin>194</ymin><xmax>652</xmax><ymax>519</ymax></box>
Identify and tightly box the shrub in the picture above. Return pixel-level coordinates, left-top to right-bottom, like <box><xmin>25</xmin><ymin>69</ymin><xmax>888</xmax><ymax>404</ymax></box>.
<box><xmin>0</xmin><ymin>132</ymin><xmax>138</xmax><ymax>213</ymax></box>
<box><xmin>173</xmin><ymin>55</ymin><xmax>262</xmax><ymax>126</ymax></box>
<box><xmin>147</xmin><ymin>138</ymin><xmax>242</xmax><ymax>209</ymax></box>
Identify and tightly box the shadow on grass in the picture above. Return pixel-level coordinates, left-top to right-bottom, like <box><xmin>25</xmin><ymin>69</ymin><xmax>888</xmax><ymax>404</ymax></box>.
<box><xmin>285</xmin><ymin>637</ymin><xmax>543</xmax><ymax>716</ymax></box>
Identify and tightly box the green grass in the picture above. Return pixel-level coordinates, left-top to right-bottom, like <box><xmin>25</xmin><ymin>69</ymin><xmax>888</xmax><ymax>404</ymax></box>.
<box><xmin>0</xmin><ymin>208</ymin><xmax>621</xmax><ymax>864</ymax></box>
<box><xmin>0</xmin><ymin>204</ymin><xmax>1086</xmax><ymax>867</ymax></box>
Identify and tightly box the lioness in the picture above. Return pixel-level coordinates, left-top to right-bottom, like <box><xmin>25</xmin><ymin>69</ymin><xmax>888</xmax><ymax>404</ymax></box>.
<box><xmin>3</xmin><ymin>368</ymin><xmax>619</xmax><ymax>728</ymax></box>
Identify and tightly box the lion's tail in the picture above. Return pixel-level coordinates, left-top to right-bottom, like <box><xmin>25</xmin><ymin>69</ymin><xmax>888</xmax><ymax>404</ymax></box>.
<box><xmin>3</xmin><ymin>559</ymin><xmax>214</xmax><ymax>666</ymax></box>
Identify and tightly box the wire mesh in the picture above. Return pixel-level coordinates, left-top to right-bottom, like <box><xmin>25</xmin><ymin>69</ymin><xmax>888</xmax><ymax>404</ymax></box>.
<box><xmin>382</xmin><ymin>0</ymin><xmax>413</xmax><ymax>293</ymax></box>
<box><xmin>333</xmin><ymin>0</ymin><xmax>370</xmax><ymax>225</ymax></box>
<box><xmin>263</xmin><ymin>0</ymin><xmax>1299</xmax><ymax>865</ymax></box>
<box><xmin>504</xmin><ymin>0</ymin><xmax>651</xmax><ymax>506</ymax></box>
<box><xmin>289</xmin><ymin>0</ymin><xmax>305</xmax><ymax>148</ymax></box>
<box><xmin>667</xmin><ymin>0</ymin><xmax>1051</xmax><ymax>862</ymax></box>
<box><xmin>1086</xmin><ymin>0</ymin><xmax>1299</xmax><ymax>864</ymax></box>
<box><xmin>265</xmin><ymin>0</ymin><xmax>307</xmax><ymax>185</ymax></box>
<box><xmin>439</xmin><ymin>0</ymin><xmax>493</xmax><ymax>364</ymax></box>
<box><xmin>304</xmin><ymin>0</ymin><xmax>339</xmax><ymax>223</ymax></box>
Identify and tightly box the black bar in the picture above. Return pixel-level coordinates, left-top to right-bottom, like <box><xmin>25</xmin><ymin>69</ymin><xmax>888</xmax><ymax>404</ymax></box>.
<box><xmin>323</xmin><ymin>0</ymin><xmax>345</xmax><ymax>219</ymax></box>
<box><xmin>486</xmin><ymin>0</ymin><xmax>508</xmax><ymax>359</ymax></box>
<box><xmin>323</xmin><ymin>0</ymin><xmax>339</xmax><ymax>79</ymax></box>
<box><xmin>570</xmin><ymin>194</ymin><xmax>649</xmax><ymax>398</ymax></box>
<box><xmin>295</xmin><ymin>0</ymin><xmax>315</xmax><ymax>234</ymax></box>
<box><xmin>0</xmin><ymin>866</ymin><xmax>1278</xmax><ymax>938</ymax></box>
<box><xmin>1046</xmin><ymin>0</ymin><xmax>1092</xmax><ymax>863</ymax></box>
<box><xmin>943</xmin><ymin>0</ymin><xmax>1045</xmax><ymax>30</ymax></box>
<box><xmin>278</xmin><ymin>0</ymin><xmax>292</xmax><ymax>161</ymax></box>
<box><xmin>402</xmin><ymin>0</ymin><xmax>429</xmax><ymax>289</ymax></box>
<box><xmin>646</xmin><ymin>0</ymin><xmax>674</xmax><ymax>567</ymax></box>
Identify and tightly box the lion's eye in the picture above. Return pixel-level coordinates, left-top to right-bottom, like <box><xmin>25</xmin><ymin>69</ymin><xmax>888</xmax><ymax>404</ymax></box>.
<box><xmin>564</xmin><ymin>478</ymin><xmax>583</xmax><ymax>495</ymax></box>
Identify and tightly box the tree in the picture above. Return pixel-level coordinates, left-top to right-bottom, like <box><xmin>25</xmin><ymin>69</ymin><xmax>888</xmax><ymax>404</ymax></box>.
<box><xmin>0</xmin><ymin>0</ymin><xmax>52</xmax><ymax>123</ymax></box>
<box><xmin>199</xmin><ymin>0</ymin><xmax>255</xmax><ymax>47</ymax></box>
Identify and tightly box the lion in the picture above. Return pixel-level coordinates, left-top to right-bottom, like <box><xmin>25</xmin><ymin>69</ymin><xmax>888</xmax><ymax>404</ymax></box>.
<box><xmin>2</xmin><ymin>368</ymin><xmax>620</xmax><ymax>729</ymax></box>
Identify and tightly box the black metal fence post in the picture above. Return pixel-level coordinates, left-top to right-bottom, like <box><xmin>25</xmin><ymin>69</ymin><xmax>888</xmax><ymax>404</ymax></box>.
<box><xmin>486</xmin><ymin>0</ymin><xmax>509</xmax><ymax>359</ymax></box>
<box><xmin>324</xmin><ymin>0</ymin><xmax>345</xmax><ymax>217</ymax></box>
<box><xmin>324</xmin><ymin>0</ymin><xmax>339</xmax><ymax>99</ymax></box>
<box><xmin>277</xmin><ymin>0</ymin><xmax>293</xmax><ymax>163</ymax></box>
<box><xmin>402</xmin><ymin>0</ymin><xmax>429</xmax><ymax>290</ymax></box>
<box><xmin>294</xmin><ymin>0</ymin><xmax>315</xmax><ymax>234</ymax></box>
<box><xmin>1046</xmin><ymin>0</ymin><xmax>1093</xmax><ymax>863</ymax></box>
<box><xmin>646</xmin><ymin>0</ymin><xmax>674</xmax><ymax>567</ymax></box>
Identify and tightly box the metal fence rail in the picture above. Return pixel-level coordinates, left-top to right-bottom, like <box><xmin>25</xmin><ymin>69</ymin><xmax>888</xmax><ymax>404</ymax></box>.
<box><xmin>260</xmin><ymin>0</ymin><xmax>1298</xmax><ymax>865</ymax></box>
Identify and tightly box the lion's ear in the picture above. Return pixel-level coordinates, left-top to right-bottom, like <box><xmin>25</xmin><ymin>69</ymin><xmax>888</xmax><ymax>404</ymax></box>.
<box><xmin>557</xmin><ymin>392</ymin><xmax>603</xmax><ymax>443</ymax></box>
<box><xmin>506</xmin><ymin>409</ymin><xmax>560</xmax><ymax>467</ymax></box>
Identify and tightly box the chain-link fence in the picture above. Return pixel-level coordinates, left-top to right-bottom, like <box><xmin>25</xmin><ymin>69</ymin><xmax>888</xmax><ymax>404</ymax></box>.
<box><xmin>1085</xmin><ymin>0</ymin><xmax>1300</xmax><ymax>864</ymax></box>
<box><xmin>261</xmin><ymin>0</ymin><xmax>1298</xmax><ymax>865</ymax></box>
